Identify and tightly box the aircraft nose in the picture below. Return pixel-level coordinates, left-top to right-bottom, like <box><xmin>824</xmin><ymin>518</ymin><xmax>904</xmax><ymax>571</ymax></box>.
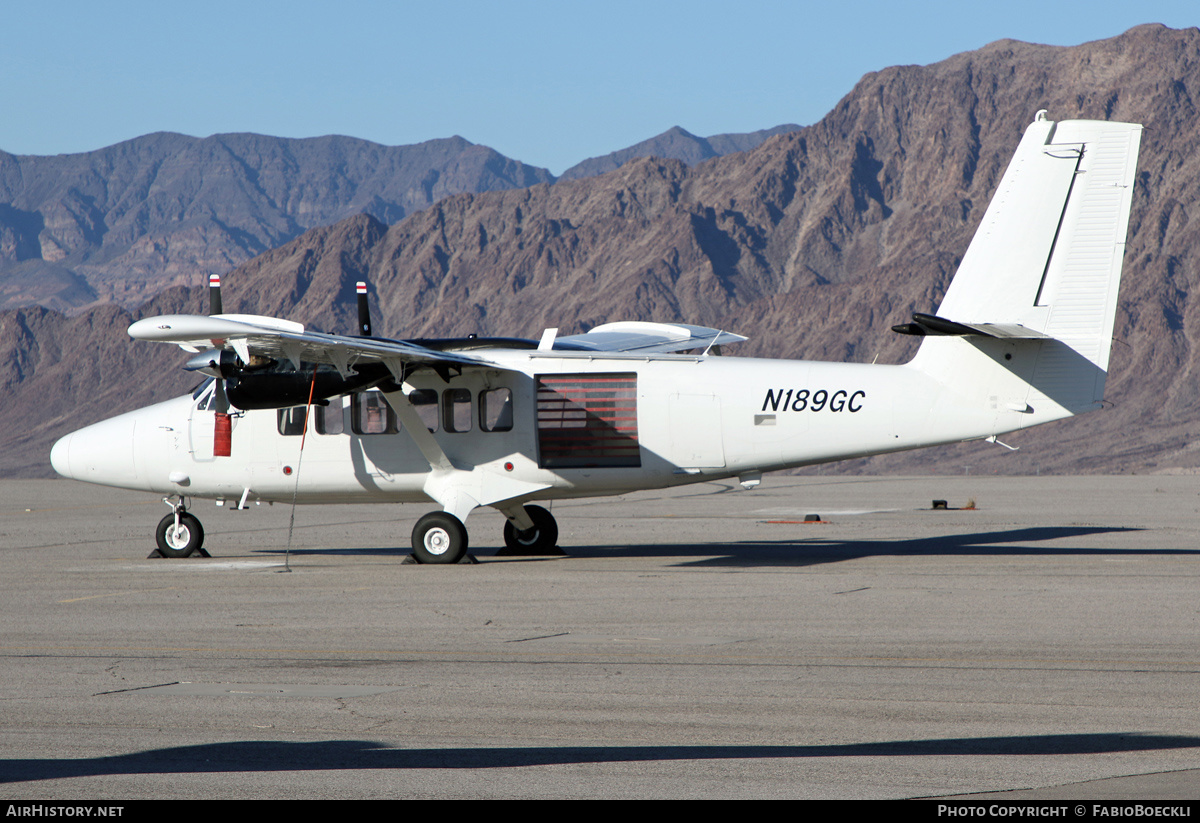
<box><xmin>48</xmin><ymin>415</ymin><xmax>142</xmax><ymax>489</ymax></box>
<box><xmin>50</xmin><ymin>431</ymin><xmax>75</xmax><ymax>479</ymax></box>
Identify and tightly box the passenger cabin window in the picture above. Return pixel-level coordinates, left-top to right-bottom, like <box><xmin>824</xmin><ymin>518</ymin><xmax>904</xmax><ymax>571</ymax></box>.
<box><xmin>443</xmin><ymin>388</ymin><xmax>472</xmax><ymax>432</ymax></box>
<box><xmin>344</xmin><ymin>387</ymin><xmax>513</xmax><ymax>437</ymax></box>
<box><xmin>409</xmin><ymin>389</ymin><xmax>438</xmax><ymax>432</ymax></box>
<box><xmin>278</xmin><ymin>406</ymin><xmax>308</xmax><ymax>436</ymax></box>
<box><xmin>316</xmin><ymin>399</ymin><xmax>344</xmax><ymax>435</ymax></box>
<box><xmin>351</xmin><ymin>392</ymin><xmax>397</xmax><ymax>435</ymax></box>
<box><xmin>480</xmin><ymin>388</ymin><xmax>513</xmax><ymax>432</ymax></box>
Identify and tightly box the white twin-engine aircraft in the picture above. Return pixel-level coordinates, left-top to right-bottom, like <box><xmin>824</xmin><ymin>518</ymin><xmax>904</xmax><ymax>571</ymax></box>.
<box><xmin>51</xmin><ymin>114</ymin><xmax>1142</xmax><ymax>563</ymax></box>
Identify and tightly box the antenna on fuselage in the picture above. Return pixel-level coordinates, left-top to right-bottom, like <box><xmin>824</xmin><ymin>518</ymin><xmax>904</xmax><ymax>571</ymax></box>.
<box><xmin>357</xmin><ymin>281</ymin><xmax>372</xmax><ymax>337</ymax></box>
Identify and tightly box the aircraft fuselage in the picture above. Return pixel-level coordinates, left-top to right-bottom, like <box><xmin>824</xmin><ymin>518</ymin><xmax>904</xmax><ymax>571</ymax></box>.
<box><xmin>51</xmin><ymin>342</ymin><xmax>1052</xmax><ymax>507</ymax></box>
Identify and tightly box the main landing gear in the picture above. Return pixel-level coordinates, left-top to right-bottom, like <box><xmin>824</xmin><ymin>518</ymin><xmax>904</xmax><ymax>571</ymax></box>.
<box><xmin>411</xmin><ymin>512</ymin><xmax>469</xmax><ymax>564</ymax></box>
<box><xmin>408</xmin><ymin>504</ymin><xmax>560</xmax><ymax>563</ymax></box>
<box><xmin>500</xmin><ymin>504</ymin><xmax>559</xmax><ymax>556</ymax></box>
<box><xmin>153</xmin><ymin>498</ymin><xmax>209</xmax><ymax>558</ymax></box>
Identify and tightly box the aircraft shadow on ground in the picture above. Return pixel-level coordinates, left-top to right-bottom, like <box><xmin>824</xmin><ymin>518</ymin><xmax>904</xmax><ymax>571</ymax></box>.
<box><xmin>252</xmin><ymin>547</ymin><xmax>410</xmax><ymax>557</ymax></box>
<box><xmin>4</xmin><ymin>733</ymin><xmax>1199</xmax><ymax>783</ymax></box>
<box><xmin>566</xmin><ymin>525</ymin><xmax>1171</xmax><ymax>567</ymax></box>
<box><xmin>245</xmin><ymin>525</ymin><xmax>1172</xmax><ymax>566</ymax></box>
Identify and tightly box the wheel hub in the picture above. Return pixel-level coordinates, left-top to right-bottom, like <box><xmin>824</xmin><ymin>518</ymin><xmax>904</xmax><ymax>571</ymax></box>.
<box><xmin>424</xmin><ymin>527</ymin><xmax>451</xmax><ymax>555</ymax></box>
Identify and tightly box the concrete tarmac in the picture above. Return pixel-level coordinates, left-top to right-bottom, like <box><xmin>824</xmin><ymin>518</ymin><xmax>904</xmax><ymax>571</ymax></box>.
<box><xmin>1</xmin><ymin>474</ymin><xmax>1198</xmax><ymax>799</ymax></box>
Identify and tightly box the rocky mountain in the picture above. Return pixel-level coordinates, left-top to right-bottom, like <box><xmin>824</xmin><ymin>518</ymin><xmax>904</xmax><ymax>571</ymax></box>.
<box><xmin>0</xmin><ymin>123</ymin><xmax>808</xmax><ymax>317</ymax></box>
<box><xmin>558</xmin><ymin>124</ymin><xmax>802</xmax><ymax>181</ymax></box>
<box><xmin>6</xmin><ymin>23</ymin><xmax>1200</xmax><ymax>479</ymax></box>
<box><xmin>0</xmin><ymin>133</ymin><xmax>554</xmax><ymax>313</ymax></box>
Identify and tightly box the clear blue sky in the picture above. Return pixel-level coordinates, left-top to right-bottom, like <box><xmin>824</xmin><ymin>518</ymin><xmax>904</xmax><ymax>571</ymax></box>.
<box><xmin>1</xmin><ymin>1</ymin><xmax>1195</xmax><ymax>174</ymax></box>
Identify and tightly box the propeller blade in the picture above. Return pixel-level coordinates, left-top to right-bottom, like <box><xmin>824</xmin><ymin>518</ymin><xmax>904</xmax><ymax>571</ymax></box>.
<box><xmin>209</xmin><ymin>274</ymin><xmax>223</xmax><ymax>315</ymax></box>
<box><xmin>357</xmin><ymin>281</ymin><xmax>372</xmax><ymax>337</ymax></box>
<box><xmin>212</xmin><ymin>374</ymin><xmax>230</xmax><ymax>415</ymax></box>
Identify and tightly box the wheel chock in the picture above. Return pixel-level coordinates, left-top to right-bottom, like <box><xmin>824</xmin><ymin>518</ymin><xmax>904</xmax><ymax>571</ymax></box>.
<box><xmin>147</xmin><ymin>547</ymin><xmax>212</xmax><ymax>559</ymax></box>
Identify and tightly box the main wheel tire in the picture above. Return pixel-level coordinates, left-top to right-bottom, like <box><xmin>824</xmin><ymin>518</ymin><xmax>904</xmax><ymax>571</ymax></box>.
<box><xmin>411</xmin><ymin>512</ymin><xmax>468</xmax><ymax>564</ymax></box>
<box><xmin>502</xmin><ymin>504</ymin><xmax>559</xmax><ymax>554</ymax></box>
<box><xmin>155</xmin><ymin>512</ymin><xmax>204</xmax><ymax>558</ymax></box>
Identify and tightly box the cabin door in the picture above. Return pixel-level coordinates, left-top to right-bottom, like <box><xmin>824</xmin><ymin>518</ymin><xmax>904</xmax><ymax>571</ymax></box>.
<box><xmin>668</xmin><ymin>393</ymin><xmax>725</xmax><ymax>468</ymax></box>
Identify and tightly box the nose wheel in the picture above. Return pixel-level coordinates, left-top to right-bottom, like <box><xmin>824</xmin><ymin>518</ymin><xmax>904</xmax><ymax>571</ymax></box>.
<box><xmin>155</xmin><ymin>511</ymin><xmax>205</xmax><ymax>558</ymax></box>
<box><xmin>152</xmin><ymin>497</ymin><xmax>209</xmax><ymax>558</ymax></box>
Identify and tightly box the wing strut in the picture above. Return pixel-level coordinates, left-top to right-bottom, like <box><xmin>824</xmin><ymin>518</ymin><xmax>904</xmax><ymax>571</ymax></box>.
<box><xmin>380</xmin><ymin>390</ymin><xmax>454</xmax><ymax>472</ymax></box>
<box><xmin>379</xmin><ymin>389</ymin><xmax>551</xmax><ymax>524</ymax></box>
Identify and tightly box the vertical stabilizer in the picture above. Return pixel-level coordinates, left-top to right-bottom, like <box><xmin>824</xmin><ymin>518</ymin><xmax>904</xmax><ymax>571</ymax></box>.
<box><xmin>910</xmin><ymin>114</ymin><xmax>1142</xmax><ymax>423</ymax></box>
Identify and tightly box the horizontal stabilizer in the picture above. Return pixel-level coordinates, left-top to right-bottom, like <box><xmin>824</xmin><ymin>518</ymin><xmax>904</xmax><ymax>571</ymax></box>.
<box><xmin>893</xmin><ymin>313</ymin><xmax>1049</xmax><ymax>339</ymax></box>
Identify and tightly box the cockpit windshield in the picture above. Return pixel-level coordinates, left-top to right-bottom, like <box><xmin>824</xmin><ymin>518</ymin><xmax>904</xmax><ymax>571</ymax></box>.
<box><xmin>193</xmin><ymin>378</ymin><xmax>215</xmax><ymax>407</ymax></box>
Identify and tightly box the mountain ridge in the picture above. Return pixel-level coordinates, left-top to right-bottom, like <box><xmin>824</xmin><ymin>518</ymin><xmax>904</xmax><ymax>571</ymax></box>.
<box><xmin>0</xmin><ymin>132</ymin><xmax>555</xmax><ymax>312</ymax></box>
<box><xmin>557</xmin><ymin>123</ymin><xmax>802</xmax><ymax>181</ymax></box>
<box><xmin>0</xmin><ymin>123</ymin><xmax>801</xmax><ymax>315</ymax></box>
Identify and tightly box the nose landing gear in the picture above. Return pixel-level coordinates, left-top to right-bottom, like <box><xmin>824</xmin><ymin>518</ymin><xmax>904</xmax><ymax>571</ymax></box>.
<box><xmin>152</xmin><ymin>498</ymin><xmax>209</xmax><ymax>558</ymax></box>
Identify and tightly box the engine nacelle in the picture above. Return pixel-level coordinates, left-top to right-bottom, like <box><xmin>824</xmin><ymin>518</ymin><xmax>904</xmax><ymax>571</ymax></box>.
<box><xmin>225</xmin><ymin>366</ymin><xmax>387</xmax><ymax>410</ymax></box>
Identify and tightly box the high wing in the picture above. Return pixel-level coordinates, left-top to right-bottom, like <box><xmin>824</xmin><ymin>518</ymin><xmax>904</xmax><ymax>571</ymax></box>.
<box><xmin>128</xmin><ymin>313</ymin><xmax>497</xmax><ymax>381</ymax></box>
<box><xmin>128</xmin><ymin>314</ymin><xmax>748</xmax><ymax>377</ymax></box>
